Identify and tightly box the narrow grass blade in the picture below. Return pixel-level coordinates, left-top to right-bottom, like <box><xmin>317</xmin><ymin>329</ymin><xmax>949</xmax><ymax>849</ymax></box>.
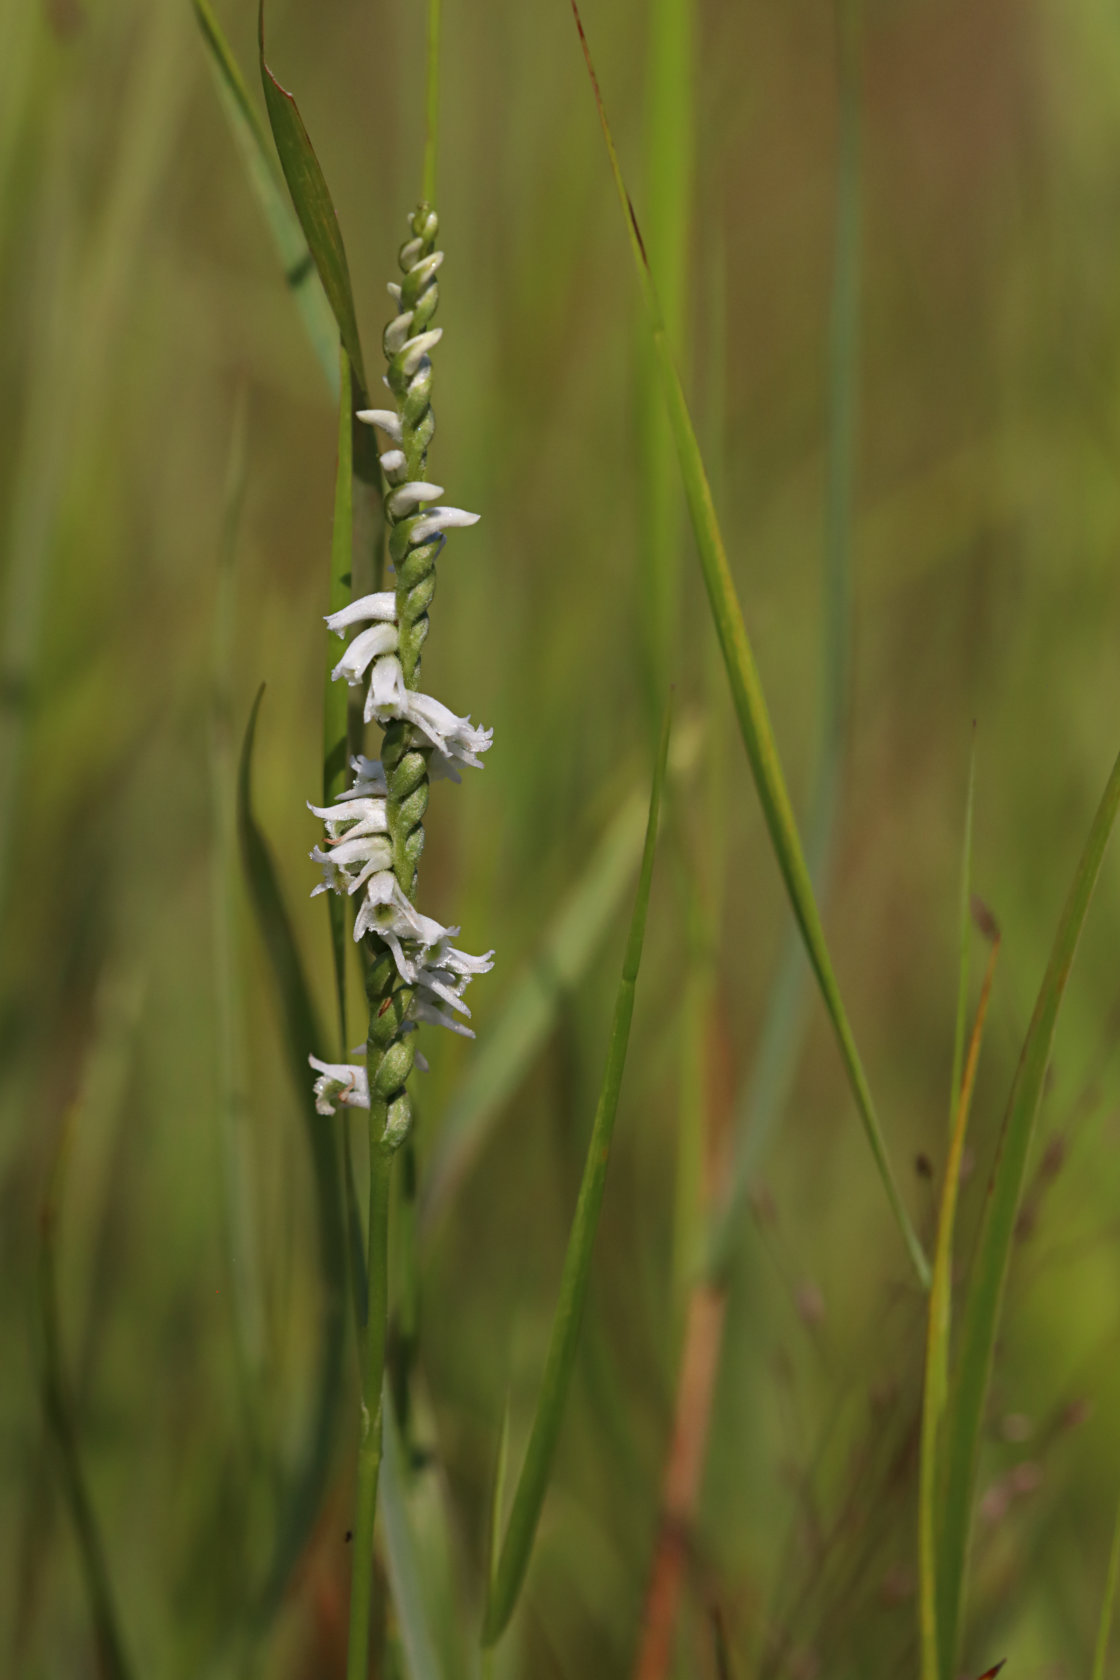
<box><xmin>635</xmin><ymin>0</ymin><xmax>693</xmax><ymax>722</ymax></box>
<box><xmin>257</xmin><ymin>0</ymin><xmax>366</xmax><ymax>393</ymax></box>
<box><xmin>949</xmin><ymin>741</ymin><xmax>977</xmax><ymax>1136</ymax></box>
<box><xmin>421</xmin><ymin>720</ymin><xmax>699</xmax><ymax>1234</ymax></box>
<box><xmin>39</xmin><ymin>1062</ymin><xmax>138</xmax><ymax>1680</ymax></box>
<box><xmin>1091</xmin><ymin>1487</ymin><xmax>1120</xmax><ymax>1680</ymax></box>
<box><xmin>919</xmin><ymin>916</ymin><xmax>1000</xmax><ymax>1680</ymax></box>
<box><xmin>937</xmin><ymin>741</ymin><xmax>1120</xmax><ymax>1676</ymax></box>
<box><xmin>482</xmin><ymin>707</ymin><xmax>671</xmax><ymax>1646</ymax></box>
<box><xmin>570</xmin><ymin>2</ymin><xmax>928</xmax><ymax>1289</ymax></box>
<box><xmin>209</xmin><ymin>389</ymin><xmax>265</xmax><ymax>1398</ymax></box>
<box><xmin>192</xmin><ymin>0</ymin><xmax>339</xmax><ymax>396</ymax></box>
<box><xmin>381</xmin><ymin>1389</ymin><xmax>445</xmax><ymax>1680</ymax></box>
<box><xmin>237</xmin><ymin>688</ymin><xmax>348</xmax><ymax>1620</ymax></box>
<box><xmin>702</xmin><ymin>0</ymin><xmax>860</xmax><ymax>1280</ymax></box>
<box><xmin>325</xmin><ymin>348</ymin><xmax>353</xmax><ymax>1047</ymax></box>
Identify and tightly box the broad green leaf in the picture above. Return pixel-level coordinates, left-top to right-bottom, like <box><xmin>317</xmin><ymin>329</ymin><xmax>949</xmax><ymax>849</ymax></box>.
<box><xmin>237</xmin><ymin>687</ymin><xmax>348</xmax><ymax>1621</ymax></box>
<box><xmin>191</xmin><ymin>0</ymin><xmax>339</xmax><ymax>397</ymax></box>
<box><xmin>257</xmin><ymin>1</ymin><xmax>367</xmax><ymax>394</ymax></box>
<box><xmin>937</xmin><ymin>741</ymin><xmax>1120</xmax><ymax>1676</ymax></box>
<box><xmin>569</xmin><ymin>0</ymin><xmax>929</xmax><ymax>1290</ymax></box>
<box><xmin>482</xmin><ymin>707</ymin><xmax>671</xmax><ymax>1646</ymax></box>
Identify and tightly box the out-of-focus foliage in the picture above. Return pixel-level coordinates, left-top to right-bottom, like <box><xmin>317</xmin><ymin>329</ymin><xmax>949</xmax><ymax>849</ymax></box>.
<box><xmin>4</xmin><ymin>1</ymin><xmax>1120</xmax><ymax>1676</ymax></box>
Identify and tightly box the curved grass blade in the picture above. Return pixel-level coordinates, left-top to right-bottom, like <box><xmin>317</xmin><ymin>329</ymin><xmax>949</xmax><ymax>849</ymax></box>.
<box><xmin>237</xmin><ymin>687</ymin><xmax>348</xmax><ymax>1621</ymax></box>
<box><xmin>919</xmin><ymin>913</ymin><xmax>999</xmax><ymax>1680</ymax></box>
<box><xmin>1091</xmin><ymin>1486</ymin><xmax>1120</xmax><ymax>1680</ymax></box>
<box><xmin>325</xmin><ymin>347</ymin><xmax>353</xmax><ymax>1042</ymax></box>
<box><xmin>192</xmin><ymin>0</ymin><xmax>339</xmax><ymax>397</ymax></box>
<box><xmin>420</xmin><ymin>720</ymin><xmax>700</xmax><ymax>1235</ymax></box>
<box><xmin>569</xmin><ymin>0</ymin><xmax>928</xmax><ymax>1290</ymax></box>
<box><xmin>702</xmin><ymin>1</ymin><xmax>860</xmax><ymax>1281</ymax></box>
<box><xmin>937</xmin><ymin>741</ymin><xmax>1120</xmax><ymax>1676</ymax></box>
<box><xmin>482</xmin><ymin>707</ymin><xmax>671</xmax><ymax>1646</ymax></box>
<box><xmin>257</xmin><ymin>0</ymin><xmax>366</xmax><ymax>394</ymax></box>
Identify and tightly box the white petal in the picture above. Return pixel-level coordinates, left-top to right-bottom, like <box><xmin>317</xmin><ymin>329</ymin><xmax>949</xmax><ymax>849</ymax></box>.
<box><xmin>332</xmin><ymin>621</ymin><xmax>398</xmax><ymax>685</ymax></box>
<box><xmin>409</xmin><ymin>506</ymin><xmax>480</xmax><ymax>545</ymax></box>
<box><xmin>356</xmin><ymin>408</ymin><xmax>402</xmax><ymax>441</ymax></box>
<box><xmin>400</xmin><ymin>328</ymin><xmax>442</xmax><ymax>375</ymax></box>
<box><xmin>384</xmin><ymin>312</ymin><xmax>415</xmax><ymax>355</ymax></box>
<box><xmin>379</xmin><ymin>449</ymin><xmax>407</xmax><ymax>483</ymax></box>
<box><xmin>366</xmin><ymin>654</ymin><xmax>407</xmax><ymax>722</ymax></box>
<box><xmin>386</xmin><ymin>281</ymin><xmax>402</xmax><ymax>301</ymax></box>
<box><xmin>387</xmin><ymin>481</ymin><xmax>443</xmax><ymax>518</ymax></box>
<box><xmin>325</xmin><ymin>591</ymin><xmax>397</xmax><ymax>633</ymax></box>
<box><xmin>306</xmin><ymin>796</ymin><xmax>387</xmax><ymax>829</ymax></box>
<box><xmin>411</xmin><ymin>996</ymin><xmax>475</xmax><ymax>1038</ymax></box>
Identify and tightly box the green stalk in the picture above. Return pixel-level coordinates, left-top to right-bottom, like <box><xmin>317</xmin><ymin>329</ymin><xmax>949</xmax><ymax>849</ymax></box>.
<box><xmin>347</xmin><ymin>1137</ymin><xmax>394</xmax><ymax>1680</ymax></box>
<box><xmin>422</xmin><ymin>0</ymin><xmax>442</xmax><ymax>206</ymax></box>
<box><xmin>482</xmin><ymin>707</ymin><xmax>671</xmax><ymax>1646</ymax></box>
<box><xmin>570</xmin><ymin>0</ymin><xmax>929</xmax><ymax>1290</ymax></box>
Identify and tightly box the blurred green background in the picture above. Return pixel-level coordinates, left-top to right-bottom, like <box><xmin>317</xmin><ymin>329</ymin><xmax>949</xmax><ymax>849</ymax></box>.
<box><xmin>4</xmin><ymin>0</ymin><xmax>1120</xmax><ymax>1675</ymax></box>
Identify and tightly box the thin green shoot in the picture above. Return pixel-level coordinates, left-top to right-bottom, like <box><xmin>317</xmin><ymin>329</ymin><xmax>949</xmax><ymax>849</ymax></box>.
<box><xmin>949</xmin><ymin>739</ymin><xmax>977</xmax><ymax>1137</ymax></box>
<box><xmin>423</xmin><ymin>0</ymin><xmax>442</xmax><ymax>206</ymax></box>
<box><xmin>380</xmin><ymin>1387</ymin><xmax>446</xmax><ymax>1680</ymax></box>
<box><xmin>347</xmin><ymin>1148</ymin><xmax>393</xmax><ymax>1680</ymax></box>
<box><xmin>569</xmin><ymin>0</ymin><xmax>929</xmax><ymax>1290</ymax></box>
<box><xmin>937</xmin><ymin>739</ymin><xmax>1120</xmax><ymax>1676</ymax></box>
<box><xmin>919</xmin><ymin>915</ymin><xmax>1000</xmax><ymax>1680</ymax></box>
<box><xmin>482</xmin><ymin>705</ymin><xmax>672</xmax><ymax>1646</ymax></box>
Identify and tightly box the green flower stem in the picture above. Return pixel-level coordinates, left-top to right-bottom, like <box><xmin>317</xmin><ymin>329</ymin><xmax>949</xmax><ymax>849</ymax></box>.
<box><xmin>346</xmin><ymin>1137</ymin><xmax>393</xmax><ymax>1680</ymax></box>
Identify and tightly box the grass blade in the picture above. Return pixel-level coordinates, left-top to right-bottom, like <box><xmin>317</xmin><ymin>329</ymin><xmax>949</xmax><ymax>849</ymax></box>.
<box><xmin>1091</xmin><ymin>1487</ymin><xmax>1120</xmax><ymax>1680</ymax></box>
<box><xmin>237</xmin><ymin>687</ymin><xmax>348</xmax><ymax>1620</ymax></box>
<box><xmin>570</xmin><ymin>0</ymin><xmax>929</xmax><ymax>1289</ymax></box>
<box><xmin>919</xmin><ymin>910</ymin><xmax>1000</xmax><ymax>1680</ymax></box>
<box><xmin>937</xmin><ymin>741</ymin><xmax>1120</xmax><ymax>1676</ymax></box>
<box><xmin>325</xmin><ymin>347</ymin><xmax>353</xmax><ymax>1047</ymax></box>
<box><xmin>481</xmin><ymin>707</ymin><xmax>672</xmax><ymax>1646</ymax></box>
<box><xmin>420</xmin><ymin>721</ymin><xmax>700</xmax><ymax>1234</ymax></box>
<box><xmin>191</xmin><ymin>0</ymin><xmax>339</xmax><ymax>397</ymax></box>
<box><xmin>257</xmin><ymin>0</ymin><xmax>366</xmax><ymax>393</ymax></box>
<box><xmin>949</xmin><ymin>742</ymin><xmax>977</xmax><ymax>1137</ymax></box>
<box><xmin>635</xmin><ymin>0</ymin><xmax>693</xmax><ymax>721</ymax></box>
<box><xmin>381</xmin><ymin>1389</ymin><xmax>445</xmax><ymax>1680</ymax></box>
<box><xmin>702</xmin><ymin>0</ymin><xmax>860</xmax><ymax>1280</ymax></box>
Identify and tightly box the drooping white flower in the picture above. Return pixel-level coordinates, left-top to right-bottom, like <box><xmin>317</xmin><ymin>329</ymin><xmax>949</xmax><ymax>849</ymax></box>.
<box><xmin>309</xmin><ymin>1056</ymin><xmax>369</xmax><ymax>1115</ymax></box>
<box><xmin>355</xmin><ymin>408</ymin><xmax>402</xmax><ymax>442</ymax></box>
<box><xmin>325</xmin><ymin>591</ymin><xmax>397</xmax><ymax>635</ymax></box>
<box><xmin>362</xmin><ymin>652</ymin><xmax>493</xmax><ymax>768</ymax></box>
<box><xmin>331</xmin><ymin>621</ymin><xmax>399</xmax><ymax>687</ymax></box>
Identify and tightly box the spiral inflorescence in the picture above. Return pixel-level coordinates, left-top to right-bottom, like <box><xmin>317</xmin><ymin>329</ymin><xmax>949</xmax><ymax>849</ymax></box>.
<box><xmin>307</xmin><ymin>204</ymin><xmax>493</xmax><ymax>1150</ymax></box>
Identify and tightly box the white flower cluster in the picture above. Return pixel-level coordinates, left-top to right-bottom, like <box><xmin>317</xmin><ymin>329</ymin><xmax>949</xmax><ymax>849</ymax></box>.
<box><xmin>307</xmin><ymin>411</ymin><xmax>493</xmax><ymax>1117</ymax></box>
